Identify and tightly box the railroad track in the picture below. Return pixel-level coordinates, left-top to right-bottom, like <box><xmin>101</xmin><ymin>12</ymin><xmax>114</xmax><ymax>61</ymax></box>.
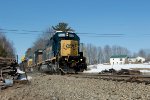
<box><xmin>67</xmin><ymin>73</ymin><xmax>150</xmax><ymax>85</ymax></box>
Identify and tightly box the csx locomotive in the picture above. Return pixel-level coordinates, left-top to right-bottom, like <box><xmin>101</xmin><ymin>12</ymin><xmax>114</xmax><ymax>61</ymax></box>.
<box><xmin>34</xmin><ymin>31</ymin><xmax>87</xmax><ymax>74</ymax></box>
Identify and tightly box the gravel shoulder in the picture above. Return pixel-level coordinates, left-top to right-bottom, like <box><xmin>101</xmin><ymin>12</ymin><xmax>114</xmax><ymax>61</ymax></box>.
<box><xmin>1</xmin><ymin>73</ymin><xmax>150</xmax><ymax>100</ymax></box>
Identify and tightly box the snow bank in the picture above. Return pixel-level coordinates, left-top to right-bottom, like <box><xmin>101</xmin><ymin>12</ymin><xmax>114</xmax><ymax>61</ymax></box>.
<box><xmin>84</xmin><ymin>64</ymin><xmax>150</xmax><ymax>73</ymax></box>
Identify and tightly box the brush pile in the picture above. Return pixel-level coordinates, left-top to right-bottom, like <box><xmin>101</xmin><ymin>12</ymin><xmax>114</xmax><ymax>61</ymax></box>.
<box><xmin>0</xmin><ymin>57</ymin><xmax>18</xmax><ymax>79</ymax></box>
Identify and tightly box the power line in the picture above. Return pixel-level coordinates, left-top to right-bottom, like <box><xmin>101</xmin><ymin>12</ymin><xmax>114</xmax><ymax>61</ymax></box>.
<box><xmin>79</xmin><ymin>35</ymin><xmax>124</xmax><ymax>38</ymax></box>
<box><xmin>78</xmin><ymin>33</ymin><xmax>150</xmax><ymax>37</ymax></box>
<box><xmin>21</xmin><ymin>30</ymin><xmax>42</xmax><ymax>33</ymax></box>
<box><xmin>77</xmin><ymin>33</ymin><xmax>124</xmax><ymax>35</ymax></box>
<box><xmin>0</xmin><ymin>28</ymin><xmax>43</xmax><ymax>33</ymax></box>
<box><xmin>77</xmin><ymin>33</ymin><xmax>124</xmax><ymax>37</ymax></box>
<box><xmin>1</xmin><ymin>28</ymin><xmax>150</xmax><ymax>38</ymax></box>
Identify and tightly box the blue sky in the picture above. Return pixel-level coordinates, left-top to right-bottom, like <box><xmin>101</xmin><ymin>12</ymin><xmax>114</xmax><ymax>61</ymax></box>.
<box><xmin>0</xmin><ymin>0</ymin><xmax>150</xmax><ymax>60</ymax></box>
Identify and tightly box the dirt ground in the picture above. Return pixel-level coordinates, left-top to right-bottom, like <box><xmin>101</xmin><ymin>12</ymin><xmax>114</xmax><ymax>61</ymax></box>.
<box><xmin>1</xmin><ymin>73</ymin><xmax>150</xmax><ymax>100</ymax></box>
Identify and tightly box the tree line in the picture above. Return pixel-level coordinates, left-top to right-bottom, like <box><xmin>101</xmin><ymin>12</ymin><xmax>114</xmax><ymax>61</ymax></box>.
<box><xmin>0</xmin><ymin>32</ymin><xmax>15</xmax><ymax>57</ymax></box>
<box><xmin>81</xmin><ymin>44</ymin><xmax>130</xmax><ymax>64</ymax></box>
<box><xmin>83</xmin><ymin>44</ymin><xmax>150</xmax><ymax>65</ymax></box>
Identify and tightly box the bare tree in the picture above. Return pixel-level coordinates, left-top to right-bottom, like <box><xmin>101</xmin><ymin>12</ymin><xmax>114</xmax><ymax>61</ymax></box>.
<box><xmin>97</xmin><ymin>47</ymin><xmax>104</xmax><ymax>64</ymax></box>
<box><xmin>103</xmin><ymin>45</ymin><xmax>112</xmax><ymax>63</ymax></box>
<box><xmin>25</xmin><ymin>28</ymin><xmax>54</xmax><ymax>59</ymax></box>
<box><xmin>91</xmin><ymin>45</ymin><xmax>98</xmax><ymax>64</ymax></box>
<box><xmin>112</xmin><ymin>45</ymin><xmax>130</xmax><ymax>56</ymax></box>
<box><xmin>138</xmin><ymin>49</ymin><xmax>146</xmax><ymax>58</ymax></box>
<box><xmin>86</xmin><ymin>44</ymin><xmax>92</xmax><ymax>64</ymax></box>
<box><xmin>0</xmin><ymin>32</ymin><xmax>15</xmax><ymax>57</ymax></box>
<box><xmin>84</xmin><ymin>44</ymin><xmax>131</xmax><ymax>64</ymax></box>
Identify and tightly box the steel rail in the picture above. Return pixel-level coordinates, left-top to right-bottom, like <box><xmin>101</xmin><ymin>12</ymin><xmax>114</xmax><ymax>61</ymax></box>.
<box><xmin>67</xmin><ymin>73</ymin><xmax>150</xmax><ymax>85</ymax></box>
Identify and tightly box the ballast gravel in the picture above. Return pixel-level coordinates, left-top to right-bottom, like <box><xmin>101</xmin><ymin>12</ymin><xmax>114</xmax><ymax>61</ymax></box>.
<box><xmin>1</xmin><ymin>73</ymin><xmax>150</xmax><ymax>100</ymax></box>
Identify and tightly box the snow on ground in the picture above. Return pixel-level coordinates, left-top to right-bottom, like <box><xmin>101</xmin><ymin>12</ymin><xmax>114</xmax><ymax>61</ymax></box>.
<box><xmin>84</xmin><ymin>63</ymin><xmax>150</xmax><ymax>74</ymax></box>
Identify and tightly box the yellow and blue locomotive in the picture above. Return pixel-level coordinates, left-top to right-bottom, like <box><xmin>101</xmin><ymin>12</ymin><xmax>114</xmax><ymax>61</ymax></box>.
<box><xmin>35</xmin><ymin>31</ymin><xmax>87</xmax><ymax>74</ymax></box>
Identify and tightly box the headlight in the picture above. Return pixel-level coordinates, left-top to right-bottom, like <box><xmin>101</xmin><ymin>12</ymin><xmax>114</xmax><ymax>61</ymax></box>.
<box><xmin>66</xmin><ymin>33</ymin><xmax>69</xmax><ymax>36</ymax></box>
<box><xmin>65</xmin><ymin>58</ymin><xmax>67</xmax><ymax>60</ymax></box>
<box><xmin>80</xmin><ymin>59</ymin><xmax>83</xmax><ymax>61</ymax></box>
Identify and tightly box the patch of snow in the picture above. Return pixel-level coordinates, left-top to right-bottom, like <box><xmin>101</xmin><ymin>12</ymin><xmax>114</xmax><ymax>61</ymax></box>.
<box><xmin>140</xmin><ymin>70</ymin><xmax>150</xmax><ymax>73</ymax></box>
<box><xmin>20</xmin><ymin>76</ymin><xmax>32</xmax><ymax>81</ymax></box>
<box><xmin>84</xmin><ymin>64</ymin><xmax>150</xmax><ymax>74</ymax></box>
<box><xmin>17</xmin><ymin>69</ymin><xmax>25</xmax><ymax>74</ymax></box>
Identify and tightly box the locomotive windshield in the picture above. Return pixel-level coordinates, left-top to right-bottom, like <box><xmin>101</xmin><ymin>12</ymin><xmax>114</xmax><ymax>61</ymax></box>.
<box><xmin>69</xmin><ymin>34</ymin><xmax>74</xmax><ymax>37</ymax></box>
<box><xmin>58</xmin><ymin>33</ymin><xmax>65</xmax><ymax>37</ymax></box>
<box><xmin>53</xmin><ymin>32</ymin><xmax>79</xmax><ymax>42</ymax></box>
<box><xmin>57</xmin><ymin>32</ymin><xmax>75</xmax><ymax>38</ymax></box>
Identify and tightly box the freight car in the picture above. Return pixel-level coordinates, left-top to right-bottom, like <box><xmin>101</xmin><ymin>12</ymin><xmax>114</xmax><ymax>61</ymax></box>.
<box><xmin>34</xmin><ymin>31</ymin><xmax>87</xmax><ymax>74</ymax></box>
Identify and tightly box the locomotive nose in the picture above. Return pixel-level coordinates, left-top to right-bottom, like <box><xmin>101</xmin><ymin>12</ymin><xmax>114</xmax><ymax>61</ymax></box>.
<box><xmin>60</xmin><ymin>40</ymin><xmax>78</xmax><ymax>57</ymax></box>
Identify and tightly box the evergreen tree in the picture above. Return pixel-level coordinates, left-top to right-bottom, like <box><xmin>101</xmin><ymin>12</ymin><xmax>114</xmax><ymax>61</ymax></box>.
<box><xmin>52</xmin><ymin>22</ymin><xmax>74</xmax><ymax>32</ymax></box>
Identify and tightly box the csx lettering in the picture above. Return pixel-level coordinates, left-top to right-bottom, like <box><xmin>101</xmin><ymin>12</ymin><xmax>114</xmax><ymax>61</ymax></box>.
<box><xmin>66</xmin><ymin>44</ymin><xmax>77</xmax><ymax>49</ymax></box>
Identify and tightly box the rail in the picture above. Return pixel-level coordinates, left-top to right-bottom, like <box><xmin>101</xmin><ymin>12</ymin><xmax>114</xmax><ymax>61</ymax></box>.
<box><xmin>67</xmin><ymin>73</ymin><xmax>150</xmax><ymax>85</ymax></box>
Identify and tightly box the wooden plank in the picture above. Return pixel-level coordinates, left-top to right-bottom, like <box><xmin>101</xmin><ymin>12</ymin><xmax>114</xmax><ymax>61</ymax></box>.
<box><xmin>0</xmin><ymin>57</ymin><xmax>16</xmax><ymax>68</ymax></box>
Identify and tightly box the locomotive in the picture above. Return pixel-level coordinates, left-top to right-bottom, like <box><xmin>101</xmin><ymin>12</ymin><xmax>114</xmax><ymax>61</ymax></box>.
<box><xmin>34</xmin><ymin>31</ymin><xmax>87</xmax><ymax>74</ymax></box>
